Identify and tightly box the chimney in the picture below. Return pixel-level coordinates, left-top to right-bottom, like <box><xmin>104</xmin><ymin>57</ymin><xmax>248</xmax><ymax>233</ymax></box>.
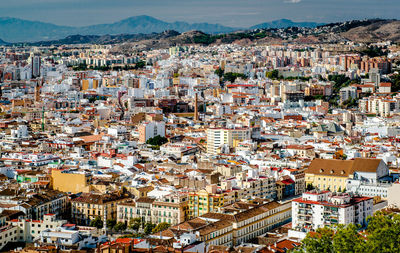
<box><xmin>194</xmin><ymin>93</ymin><xmax>199</xmax><ymax>121</ymax></box>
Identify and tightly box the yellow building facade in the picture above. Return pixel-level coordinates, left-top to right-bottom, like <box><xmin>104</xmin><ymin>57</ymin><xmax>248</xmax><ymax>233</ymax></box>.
<box><xmin>51</xmin><ymin>169</ymin><xmax>91</xmax><ymax>194</ymax></box>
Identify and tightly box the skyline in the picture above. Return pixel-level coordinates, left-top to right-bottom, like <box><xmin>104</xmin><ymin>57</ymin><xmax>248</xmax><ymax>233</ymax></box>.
<box><xmin>1</xmin><ymin>0</ymin><xmax>399</xmax><ymax>28</ymax></box>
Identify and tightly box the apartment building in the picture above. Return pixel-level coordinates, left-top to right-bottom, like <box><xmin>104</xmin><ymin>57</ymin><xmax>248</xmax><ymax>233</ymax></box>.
<box><xmin>206</xmin><ymin>127</ymin><xmax>251</xmax><ymax>154</ymax></box>
<box><xmin>117</xmin><ymin>193</ymin><xmax>188</xmax><ymax>226</ymax></box>
<box><xmin>188</xmin><ymin>184</ymin><xmax>239</xmax><ymax>219</ymax></box>
<box><xmin>159</xmin><ymin>200</ymin><xmax>291</xmax><ymax>246</ymax></box>
<box><xmin>71</xmin><ymin>193</ymin><xmax>130</xmax><ymax>226</ymax></box>
<box><xmin>9</xmin><ymin>214</ymin><xmax>66</xmax><ymax>243</ymax></box>
<box><xmin>138</xmin><ymin>121</ymin><xmax>166</xmax><ymax>143</ymax></box>
<box><xmin>359</xmin><ymin>95</ymin><xmax>400</xmax><ymax>117</ymax></box>
<box><xmin>292</xmin><ymin>191</ymin><xmax>373</xmax><ymax>231</ymax></box>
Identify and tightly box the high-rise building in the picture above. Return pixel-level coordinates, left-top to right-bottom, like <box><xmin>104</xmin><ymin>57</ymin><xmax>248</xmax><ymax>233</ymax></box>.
<box><xmin>31</xmin><ymin>55</ymin><xmax>41</xmax><ymax>78</ymax></box>
<box><xmin>206</xmin><ymin>127</ymin><xmax>251</xmax><ymax>154</ymax></box>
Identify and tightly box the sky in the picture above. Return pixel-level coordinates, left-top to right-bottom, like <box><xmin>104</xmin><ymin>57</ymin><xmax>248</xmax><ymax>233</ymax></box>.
<box><xmin>1</xmin><ymin>0</ymin><xmax>399</xmax><ymax>27</ymax></box>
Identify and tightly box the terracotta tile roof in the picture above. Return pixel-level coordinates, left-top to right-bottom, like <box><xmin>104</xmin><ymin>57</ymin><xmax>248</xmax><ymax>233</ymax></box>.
<box><xmin>306</xmin><ymin>158</ymin><xmax>384</xmax><ymax>177</ymax></box>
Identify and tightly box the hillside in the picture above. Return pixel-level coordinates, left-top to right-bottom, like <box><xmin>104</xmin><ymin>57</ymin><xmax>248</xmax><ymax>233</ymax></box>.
<box><xmin>341</xmin><ymin>20</ymin><xmax>400</xmax><ymax>42</ymax></box>
<box><xmin>250</xmin><ymin>19</ymin><xmax>323</xmax><ymax>29</ymax></box>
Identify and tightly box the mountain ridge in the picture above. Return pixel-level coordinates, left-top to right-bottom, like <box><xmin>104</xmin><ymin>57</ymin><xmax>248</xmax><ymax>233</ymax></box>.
<box><xmin>250</xmin><ymin>18</ymin><xmax>323</xmax><ymax>29</ymax></box>
<box><xmin>0</xmin><ymin>16</ymin><xmax>322</xmax><ymax>43</ymax></box>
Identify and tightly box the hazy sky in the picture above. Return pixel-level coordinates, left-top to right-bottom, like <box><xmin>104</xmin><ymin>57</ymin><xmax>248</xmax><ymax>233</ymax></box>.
<box><xmin>1</xmin><ymin>0</ymin><xmax>399</xmax><ymax>27</ymax></box>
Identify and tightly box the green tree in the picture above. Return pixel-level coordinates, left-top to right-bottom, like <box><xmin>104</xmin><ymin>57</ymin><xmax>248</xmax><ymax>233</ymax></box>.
<box><xmin>129</xmin><ymin>217</ymin><xmax>142</xmax><ymax>230</ymax></box>
<box><xmin>114</xmin><ymin>222</ymin><xmax>127</xmax><ymax>232</ymax></box>
<box><xmin>295</xmin><ymin>227</ymin><xmax>334</xmax><ymax>253</ymax></box>
<box><xmin>146</xmin><ymin>135</ymin><xmax>168</xmax><ymax>146</ymax></box>
<box><xmin>89</xmin><ymin>216</ymin><xmax>103</xmax><ymax>229</ymax></box>
<box><xmin>223</xmin><ymin>72</ymin><xmax>247</xmax><ymax>83</ymax></box>
<box><xmin>144</xmin><ymin>223</ymin><xmax>156</xmax><ymax>235</ymax></box>
<box><xmin>390</xmin><ymin>74</ymin><xmax>400</xmax><ymax>92</ymax></box>
<box><xmin>215</xmin><ymin>67</ymin><xmax>224</xmax><ymax>78</ymax></box>
<box><xmin>266</xmin><ymin>70</ymin><xmax>279</xmax><ymax>79</ymax></box>
<box><xmin>152</xmin><ymin>222</ymin><xmax>170</xmax><ymax>234</ymax></box>
<box><xmin>306</xmin><ymin>183</ymin><xmax>315</xmax><ymax>191</ymax></box>
<box><xmin>106</xmin><ymin>219</ymin><xmax>116</xmax><ymax>229</ymax></box>
<box><xmin>134</xmin><ymin>61</ymin><xmax>146</xmax><ymax>70</ymax></box>
<box><xmin>292</xmin><ymin>212</ymin><xmax>400</xmax><ymax>253</ymax></box>
<box><xmin>365</xmin><ymin>212</ymin><xmax>400</xmax><ymax>253</ymax></box>
<box><xmin>333</xmin><ymin>224</ymin><xmax>366</xmax><ymax>253</ymax></box>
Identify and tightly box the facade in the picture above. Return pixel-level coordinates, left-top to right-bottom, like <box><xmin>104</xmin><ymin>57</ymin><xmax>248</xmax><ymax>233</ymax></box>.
<box><xmin>206</xmin><ymin>128</ymin><xmax>251</xmax><ymax>154</ymax></box>
<box><xmin>9</xmin><ymin>214</ymin><xmax>66</xmax><ymax>243</ymax></box>
<box><xmin>305</xmin><ymin>158</ymin><xmax>388</xmax><ymax>192</ymax></box>
<box><xmin>40</xmin><ymin>229</ymin><xmax>80</xmax><ymax>250</ymax></box>
<box><xmin>117</xmin><ymin>194</ymin><xmax>188</xmax><ymax>226</ymax></box>
<box><xmin>159</xmin><ymin>200</ymin><xmax>291</xmax><ymax>246</ymax></box>
<box><xmin>71</xmin><ymin>193</ymin><xmax>130</xmax><ymax>226</ymax></box>
<box><xmin>292</xmin><ymin>191</ymin><xmax>373</xmax><ymax>231</ymax></box>
<box><xmin>0</xmin><ymin>215</ymin><xmax>18</xmax><ymax>251</ymax></box>
<box><xmin>138</xmin><ymin>121</ymin><xmax>166</xmax><ymax>143</ymax></box>
<box><xmin>51</xmin><ymin>169</ymin><xmax>91</xmax><ymax>194</ymax></box>
<box><xmin>188</xmin><ymin>185</ymin><xmax>234</xmax><ymax>219</ymax></box>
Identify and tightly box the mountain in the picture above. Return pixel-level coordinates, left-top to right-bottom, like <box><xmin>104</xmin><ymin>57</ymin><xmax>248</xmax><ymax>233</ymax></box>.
<box><xmin>0</xmin><ymin>17</ymin><xmax>76</xmax><ymax>43</ymax></box>
<box><xmin>0</xmin><ymin>38</ymin><xmax>9</xmax><ymax>45</ymax></box>
<box><xmin>250</xmin><ymin>18</ymin><xmax>323</xmax><ymax>29</ymax></box>
<box><xmin>0</xmin><ymin>15</ymin><xmax>237</xmax><ymax>43</ymax></box>
<box><xmin>79</xmin><ymin>15</ymin><xmax>237</xmax><ymax>36</ymax></box>
<box><xmin>340</xmin><ymin>19</ymin><xmax>400</xmax><ymax>43</ymax></box>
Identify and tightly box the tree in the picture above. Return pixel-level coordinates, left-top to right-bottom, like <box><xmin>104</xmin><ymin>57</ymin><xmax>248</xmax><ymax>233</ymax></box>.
<box><xmin>365</xmin><ymin>212</ymin><xmax>400</xmax><ymax>253</ymax></box>
<box><xmin>293</xmin><ymin>212</ymin><xmax>400</xmax><ymax>253</ymax></box>
<box><xmin>390</xmin><ymin>74</ymin><xmax>400</xmax><ymax>92</ymax></box>
<box><xmin>215</xmin><ymin>67</ymin><xmax>224</xmax><ymax>78</ymax></box>
<box><xmin>106</xmin><ymin>219</ymin><xmax>116</xmax><ymax>230</ymax></box>
<box><xmin>306</xmin><ymin>183</ymin><xmax>315</xmax><ymax>191</ymax></box>
<box><xmin>144</xmin><ymin>223</ymin><xmax>156</xmax><ymax>235</ymax></box>
<box><xmin>146</xmin><ymin>135</ymin><xmax>168</xmax><ymax>146</ymax></box>
<box><xmin>333</xmin><ymin>224</ymin><xmax>366</xmax><ymax>253</ymax></box>
<box><xmin>295</xmin><ymin>227</ymin><xmax>334</xmax><ymax>253</ymax></box>
<box><xmin>134</xmin><ymin>61</ymin><xmax>146</xmax><ymax>69</ymax></box>
<box><xmin>266</xmin><ymin>70</ymin><xmax>279</xmax><ymax>79</ymax></box>
<box><xmin>223</xmin><ymin>72</ymin><xmax>247</xmax><ymax>83</ymax></box>
<box><xmin>129</xmin><ymin>218</ymin><xmax>142</xmax><ymax>231</ymax></box>
<box><xmin>152</xmin><ymin>222</ymin><xmax>170</xmax><ymax>234</ymax></box>
<box><xmin>89</xmin><ymin>216</ymin><xmax>103</xmax><ymax>229</ymax></box>
<box><xmin>114</xmin><ymin>222</ymin><xmax>127</xmax><ymax>232</ymax></box>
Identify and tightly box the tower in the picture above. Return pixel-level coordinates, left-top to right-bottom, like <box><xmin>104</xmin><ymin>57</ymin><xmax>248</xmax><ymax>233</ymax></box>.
<box><xmin>194</xmin><ymin>93</ymin><xmax>199</xmax><ymax>121</ymax></box>
<box><xmin>34</xmin><ymin>83</ymin><xmax>40</xmax><ymax>102</ymax></box>
<box><xmin>32</xmin><ymin>54</ymin><xmax>41</xmax><ymax>78</ymax></box>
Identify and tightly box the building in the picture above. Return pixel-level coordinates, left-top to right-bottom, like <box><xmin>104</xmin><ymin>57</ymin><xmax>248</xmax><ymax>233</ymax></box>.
<box><xmin>71</xmin><ymin>193</ymin><xmax>130</xmax><ymax>226</ymax></box>
<box><xmin>188</xmin><ymin>185</ymin><xmax>230</xmax><ymax>219</ymax></box>
<box><xmin>305</xmin><ymin>158</ymin><xmax>389</xmax><ymax>192</ymax></box>
<box><xmin>206</xmin><ymin>128</ymin><xmax>251</xmax><ymax>154</ymax></box>
<box><xmin>117</xmin><ymin>193</ymin><xmax>188</xmax><ymax>226</ymax></box>
<box><xmin>9</xmin><ymin>214</ymin><xmax>66</xmax><ymax>243</ymax></box>
<box><xmin>292</xmin><ymin>190</ymin><xmax>373</xmax><ymax>231</ymax></box>
<box><xmin>339</xmin><ymin>86</ymin><xmax>357</xmax><ymax>103</ymax></box>
<box><xmin>286</xmin><ymin>145</ymin><xmax>316</xmax><ymax>159</ymax></box>
<box><xmin>0</xmin><ymin>214</ymin><xmax>19</xmax><ymax>251</ymax></box>
<box><xmin>158</xmin><ymin>200</ymin><xmax>291</xmax><ymax>246</ymax></box>
<box><xmin>31</xmin><ymin>55</ymin><xmax>41</xmax><ymax>78</ymax></box>
<box><xmin>40</xmin><ymin>228</ymin><xmax>80</xmax><ymax>250</ymax></box>
<box><xmin>138</xmin><ymin>121</ymin><xmax>166</xmax><ymax>143</ymax></box>
<box><xmin>51</xmin><ymin>169</ymin><xmax>91</xmax><ymax>194</ymax></box>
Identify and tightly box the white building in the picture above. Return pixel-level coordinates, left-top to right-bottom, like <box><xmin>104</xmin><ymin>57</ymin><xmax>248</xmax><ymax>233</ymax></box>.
<box><xmin>138</xmin><ymin>121</ymin><xmax>166</xmax><ymax>143</ymax></box>
<box><xmin>206</xmin><ymin>127</ymin><xmax>251</xmax><ymax>155</ymax></box>
<box><xmin>292</xmin><ymin>191</ymin><xmax>373</xmax><ymax>231</ymax></box>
